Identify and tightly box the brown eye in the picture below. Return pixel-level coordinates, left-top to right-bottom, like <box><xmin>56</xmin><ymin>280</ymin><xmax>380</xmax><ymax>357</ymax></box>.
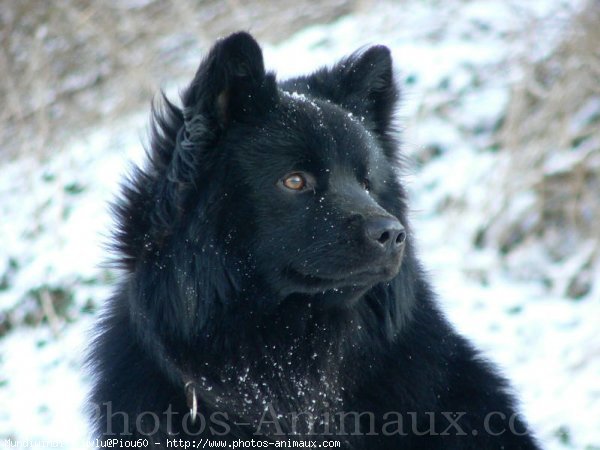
<box><xmin>282</xmin><ymin>173</ymin><xmax>307</xmax><ymax>191</ymax></box>
<box><xmin>362</xmin><ymin>179</ymin><xmax>371</xmax><ymax>191</ymax></box>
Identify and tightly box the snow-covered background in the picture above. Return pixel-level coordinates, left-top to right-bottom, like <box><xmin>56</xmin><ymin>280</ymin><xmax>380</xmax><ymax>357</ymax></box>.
<box><xmin>1</xmin><ymin>1</ymin><xmax>598</xmax><ymax>448</ymax></box>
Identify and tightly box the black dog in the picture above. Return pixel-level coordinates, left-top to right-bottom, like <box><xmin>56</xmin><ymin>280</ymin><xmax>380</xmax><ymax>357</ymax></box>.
<box><xmin>87</xmin><ymin>32</ymin><xmax>541</xmax><ymax>449</ymax></box>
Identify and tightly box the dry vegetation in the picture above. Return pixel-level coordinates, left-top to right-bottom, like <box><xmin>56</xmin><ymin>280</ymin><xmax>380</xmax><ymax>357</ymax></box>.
<box><xmin>0</xmin><ymin>0</ymin><xmax>356</xmax><ymax>161</ymax></box>
<box><xmin>480</xmin><ymin>0</ymin><xmax>600</xmax><ymax>298</ymax></box>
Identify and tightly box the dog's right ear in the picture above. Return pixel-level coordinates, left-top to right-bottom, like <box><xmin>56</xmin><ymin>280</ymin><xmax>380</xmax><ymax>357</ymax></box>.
<box><xmin>280</xmin><ymin>46</ymin><xmax>399</xmax><ymax>139</ymax></box>
<box><xmin>182</xmin><ymin>32</ymin><xmax>275</xmax><ymax>131</ymax></box>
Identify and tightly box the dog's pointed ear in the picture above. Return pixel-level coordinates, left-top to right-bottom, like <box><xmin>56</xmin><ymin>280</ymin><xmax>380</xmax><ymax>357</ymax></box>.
<box><xmin>182</xmin><ymin>32</ymin><xmax>275</xmax><ymax>130</ymax></box>
<box><xmin>282</xmin><ymin>45</ymin><xmax>398</xmax><ymax>135</ymax></box>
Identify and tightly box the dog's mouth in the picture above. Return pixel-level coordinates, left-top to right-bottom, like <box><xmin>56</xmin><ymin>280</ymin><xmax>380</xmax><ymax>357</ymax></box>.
<box><xmin>281</xmin><ymin>264</ymin><xmax>400</xmax><ymax>308</ymax></box>
<box><xmin>285</xmin><ymin>260</ymin><xmax>401</xmax><ymax>293</ymax></box>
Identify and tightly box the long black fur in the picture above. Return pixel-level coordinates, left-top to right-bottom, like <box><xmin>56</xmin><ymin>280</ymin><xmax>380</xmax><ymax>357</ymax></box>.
<box><xmin>87</xmin><ymin>32</ymin><xmax>541</xmax><ymax>449</ymax></box>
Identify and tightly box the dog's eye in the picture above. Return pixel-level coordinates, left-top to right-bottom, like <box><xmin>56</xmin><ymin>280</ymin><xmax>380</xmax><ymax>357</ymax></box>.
<box><xmin>282</xmin><ymin>173</ymin><xmax>307</xmax><ymax>191</ymax></box>
<box><xmin>362</xmin><ymin>179</ymin><xmax>371</xmax><ymax>191</ymax></box>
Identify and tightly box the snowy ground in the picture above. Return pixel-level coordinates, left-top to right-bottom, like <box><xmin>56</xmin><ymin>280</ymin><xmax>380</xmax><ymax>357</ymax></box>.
<box><xmin>1</xmin><ymin>1</ymin><xmax>598</xmax><ymax>449</ymax></box>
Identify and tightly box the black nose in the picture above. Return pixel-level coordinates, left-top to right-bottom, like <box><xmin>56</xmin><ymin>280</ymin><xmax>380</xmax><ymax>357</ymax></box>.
<box><xmin>365</xmin><ymin>216</ymin><xmax>406</xmax><ymax>250</ymax></box>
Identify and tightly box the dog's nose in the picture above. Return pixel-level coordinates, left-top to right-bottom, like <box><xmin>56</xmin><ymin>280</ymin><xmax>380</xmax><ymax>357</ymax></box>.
<box><xmin>365</xmin><ymin>216</ymin><xmax>406</xmax><ymax>250</ymax></box>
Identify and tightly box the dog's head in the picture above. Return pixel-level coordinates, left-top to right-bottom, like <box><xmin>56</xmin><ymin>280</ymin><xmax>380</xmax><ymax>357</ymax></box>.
<box><xmin>117</xmin><ymin>32</ymin><xmax>408</xmax><ymax>316</ymax></box>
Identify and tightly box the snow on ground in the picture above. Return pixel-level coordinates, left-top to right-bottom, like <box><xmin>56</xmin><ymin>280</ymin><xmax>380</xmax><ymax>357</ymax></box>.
<box><xmin>1</xmin><ymin>1</ymin><xmax>598</xmax><ymax>449</ymax></box>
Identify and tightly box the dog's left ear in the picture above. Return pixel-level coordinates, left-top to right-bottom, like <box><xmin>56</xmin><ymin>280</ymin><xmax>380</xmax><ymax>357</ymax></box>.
<box><xmin>182</xmin><ymin>31</ymin><xmax>276</xmax><ymax>131</ymax></box>
<box><xmin>282</xmin><ymin>45</ymin><xmax>398</xmax><ymax>136</ymax></box>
